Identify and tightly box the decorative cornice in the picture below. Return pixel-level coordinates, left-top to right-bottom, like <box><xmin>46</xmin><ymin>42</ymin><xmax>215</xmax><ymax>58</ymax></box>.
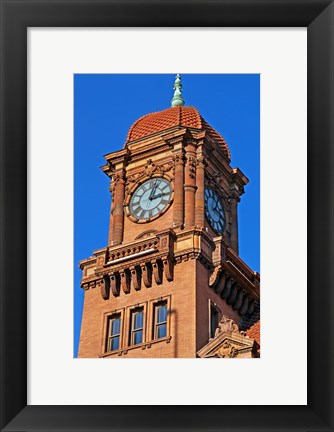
<box><xmin>80</xmin><ymin>228</ymin><xmax>260</xmax><ymax>311</ymax></box>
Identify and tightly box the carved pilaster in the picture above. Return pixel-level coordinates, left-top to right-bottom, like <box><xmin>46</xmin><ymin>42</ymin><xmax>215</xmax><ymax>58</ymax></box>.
<box><xmin>111</xmin><ymin>169</ymin><xmax>126</xmax><ymax>245</ymax></box>
<box><xmin>229</xmin><ymin>195</ymin><xmax>239</xmax><ymax>253</ymax></box>
<box><xmin>195</xmin><ymin>155</ymin><xmax>206</xmax><ymax>228</ymax></box>
<box><xmin>108</xmin><ymin>180</ymin><xmax>116</xmax><ymax>245</ymax></box>
<box><xmin>172</xmin><ymin>152</ymin><xmax>185</xmax><ymax>228</ymax></box>
<box><xmin>184</xmin><ymin>141</ymin><xmax>197</xmax><ymax>228</ymax></box>
<box><xmin>184</xmin><ymin>184</ymin><xmax>197</xmax><ymax>228</ymax></box>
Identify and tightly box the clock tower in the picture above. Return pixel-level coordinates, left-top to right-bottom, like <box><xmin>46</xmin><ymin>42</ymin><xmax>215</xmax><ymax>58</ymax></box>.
<box><xmin>78</xmin><ymin>75</ymin><xmax>260</xmax><ymax>358</ymax></box>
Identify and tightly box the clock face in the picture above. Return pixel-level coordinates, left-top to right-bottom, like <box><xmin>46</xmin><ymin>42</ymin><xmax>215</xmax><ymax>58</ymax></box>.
<box><xmin>129</xmin><ymin>178</ymin><xmax>172</xmax><ymax>221</ymax></box>
<box><xmin>205</xmin><ymin>188</ymin><xmax>226</xmax><ymax>235</ymax></box>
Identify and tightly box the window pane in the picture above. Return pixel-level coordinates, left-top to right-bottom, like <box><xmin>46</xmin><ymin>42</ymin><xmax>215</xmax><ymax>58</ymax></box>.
<box><xmin>112</xmin><ymin>317</ymin><xmax>121</xmax><ymax>335</ymax></box>
<box><xmin>133</xmin><ymin>330</ymin><xmax>143</xmax><ymax>345</ymax></box>
<box><xmin>157</xmin><ymin>323</ymin><xmax>167</xmax><ymax>339</ymax></box>
<box><xmin>134</xmin><ymin>311</ymin><xmax>143</xmax><ymax>329</ymax></box>
<box><xmin>110</xmin><ymin>336</ymin><xmax>120</xmax><ymax>351</ymax></box>
<box><xmin>157</xmin><ymin>304</ymin><xmax>167</xmax><ymax>323</ymax></box>
<box><xmin>211</xmin><ymin>308</ymin><xmax>218</xmax><ymax>338</ymax></box>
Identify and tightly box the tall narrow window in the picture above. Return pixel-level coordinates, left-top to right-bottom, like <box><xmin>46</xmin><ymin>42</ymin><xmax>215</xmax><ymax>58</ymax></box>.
<box><xmin>130</xmin><ymin>308</ymin><xmax>144</xmax><ymax>345</ymax></box>
<box><xmin>210</xmin><ymin>305</ymin><xmax>219</xmax><ymax>339</ymax></box>
<box><xmin>107</xmin><ymin>314</ymin><xmax>121</xmax><ymax>351</ymax></box>
<box><xmin>154</xmin><ymin>301</ymin><xmax>167</xmax><ymax>339</ymax></box>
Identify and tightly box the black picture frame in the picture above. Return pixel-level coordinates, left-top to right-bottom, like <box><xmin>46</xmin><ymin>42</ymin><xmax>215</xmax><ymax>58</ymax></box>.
<box><xmin>1</xmin><ymin>1</ymin><xmax>333</xmax><ymax>431</ymax></box>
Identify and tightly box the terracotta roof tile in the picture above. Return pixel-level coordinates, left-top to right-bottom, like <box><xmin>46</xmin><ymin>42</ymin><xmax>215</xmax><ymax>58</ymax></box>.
<box><xmin>126</xmin><ymin>106</ymin><xmax>231</xmax><ymax>160</ymax></box>
<box><xmin>245</xmin><ymin>320</ymin><xmax>260</xmax><ymax>346</ymax></box>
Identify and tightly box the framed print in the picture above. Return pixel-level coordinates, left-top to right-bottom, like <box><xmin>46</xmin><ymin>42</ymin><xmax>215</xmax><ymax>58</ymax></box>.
<box><xmin>1</xmin><ymin>1</ymin><xmax>333</xmax><ymax>431</ymax></box>
<box><xmin>29</xmin><ymin>30</ymin><xmax>305</xmax><ymax>406</ymax></box>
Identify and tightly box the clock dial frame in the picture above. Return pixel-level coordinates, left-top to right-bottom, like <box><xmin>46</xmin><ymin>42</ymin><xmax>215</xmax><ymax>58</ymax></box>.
<box><xmin>204</xmin><ymin>187</ymin><xmax>226</xmax><ymax>235</ymax></box>
<box><xmin>127</xmin><ymin>177</ymin><xmax>173</xmax><ymax>222</ymax></box>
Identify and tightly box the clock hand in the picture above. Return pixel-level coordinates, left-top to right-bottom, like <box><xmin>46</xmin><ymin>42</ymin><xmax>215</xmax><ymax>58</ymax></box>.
<box><xmin>148</xmin><ymin>180</ymin><xmax>158</xmax><ymax>200</ymax></box>
<box><xmin>151</xmin><ymin>192</ymin><xmax>169</xmax><ymax>200</ymax></box>
<box><xmin>213</xmin><ymin>202</ymin><xmax>220</xmax><ymax>213</ymax></box>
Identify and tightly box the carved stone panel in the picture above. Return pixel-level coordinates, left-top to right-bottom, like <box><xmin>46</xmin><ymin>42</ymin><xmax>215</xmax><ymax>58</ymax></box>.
<box><xmin>216</xmin><ymin>341</ymin><xmax>238</xmax><ymax>358</ymax></box>
<box><xmin>214</xmin><ymin>315</ymin><xmax>239</xmax><ymax>336</ymax></box>
<box><xmin>209</xmin><ymin>265</ymin><xmax>222</xmax><ymax>289</ymax></box>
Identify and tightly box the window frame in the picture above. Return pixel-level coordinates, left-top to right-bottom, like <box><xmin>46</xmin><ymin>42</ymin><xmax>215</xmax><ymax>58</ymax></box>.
<box><xmin>153</xmin><ymin>300</ymin><xmax>168</xmax><ymax>340</ymax></box>
<box><xmin>150</xmin><ymin>295</ymin><xmax>171</xmax><ymax>341</ymax></box>
<box><xmin>102</xmin><ymin>308</ymin><xmax>124</xmax><ymax>354</ymax></box>
<box><xmin>129</xmin><ymin>306</ymin><xmax>145</xmax><ymax>346</ymax></box>
<box><xmin>106</xmin><ymin>313</ymin><xmax>122</xmax><ymax>352</ymax></box>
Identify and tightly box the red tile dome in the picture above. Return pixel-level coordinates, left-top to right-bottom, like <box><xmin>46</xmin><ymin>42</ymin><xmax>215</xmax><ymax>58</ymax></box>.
<box><xmin>126</xmin><ymin>106</ymin><xmax>231</xmax><ymax>161</ymax></box>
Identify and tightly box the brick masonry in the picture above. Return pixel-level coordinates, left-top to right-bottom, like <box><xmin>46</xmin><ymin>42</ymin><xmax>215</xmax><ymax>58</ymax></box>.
<box><xmin>78</xmin><ymin>106</ymin><xmax>260</xmax><ymax>358</ymax></box>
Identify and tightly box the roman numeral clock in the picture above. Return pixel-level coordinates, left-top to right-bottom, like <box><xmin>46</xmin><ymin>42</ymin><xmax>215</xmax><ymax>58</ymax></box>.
<box><xmin>78</xmin><ymin>75</ymin><xmax>260</xmax><ymax>359</ymax></box>
<box><xmin>127</xmin><ymin>177</ymin><xmax>173</xmax><ymax>222</ymax></box>
<box><xmin>205</xmin><ymin>187</ymin><xmax>226</xmax><ymax>235</ymax></box>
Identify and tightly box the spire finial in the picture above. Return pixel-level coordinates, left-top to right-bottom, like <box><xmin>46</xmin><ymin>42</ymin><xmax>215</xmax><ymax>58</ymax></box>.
<box><xmin>171</xmin><ymin>74</ymin><xmax>185</xmax><ymax>107</ymax></box>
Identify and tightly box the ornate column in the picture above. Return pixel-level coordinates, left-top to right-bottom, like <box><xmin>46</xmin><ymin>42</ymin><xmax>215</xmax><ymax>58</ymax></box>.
<box><xmin>173</xmin><ymin>152</ymin><xmax>185</xmax><ymax>228</ymax></box>
<box><xmin>111</xmin><ymin>169</ymin><xmax>126</xmax><ymax>245</ymax></box>
<box><xmin>108</xmin><ymin>180</ymin><xmax>115</xmax><ymax>245</ymax></box>
<box><xmin>229</xmin><ymin>168</ymin><xmax>248</xmax><ymax>253</ymax></box>
<box><xmin>184</xmin><ymin>141</ymin><xmax>197</xmax><ymax>228</ymax></box>
<box><xmin>195</xmin><ymin>154</ymin><xmax>206</xmax><ymax>228</ymax></box>
<box><xmin>230</xmin><ymin>195</ymin><xmax>239</xmax><ymax>253</ymax></box>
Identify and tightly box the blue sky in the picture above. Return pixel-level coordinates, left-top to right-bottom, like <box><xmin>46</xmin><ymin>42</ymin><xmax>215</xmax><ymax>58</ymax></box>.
<box><xmin>74</xmin><ymin>74</ymin><xmax>260</xmax><ymax>357</ymax></box>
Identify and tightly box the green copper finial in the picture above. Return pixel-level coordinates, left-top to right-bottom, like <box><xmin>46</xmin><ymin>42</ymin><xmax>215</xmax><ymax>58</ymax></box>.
<box><xmin>171</xmin><ymin>74</ymin><xmax>185</xmax><ymax>107</ymax></box>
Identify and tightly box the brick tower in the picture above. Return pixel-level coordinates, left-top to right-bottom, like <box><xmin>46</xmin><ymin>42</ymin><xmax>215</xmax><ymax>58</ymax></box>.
<box><xmin>78</xmin><ymin>75</ymin><xmax>260</xmax><ymax>358</ymax></box>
